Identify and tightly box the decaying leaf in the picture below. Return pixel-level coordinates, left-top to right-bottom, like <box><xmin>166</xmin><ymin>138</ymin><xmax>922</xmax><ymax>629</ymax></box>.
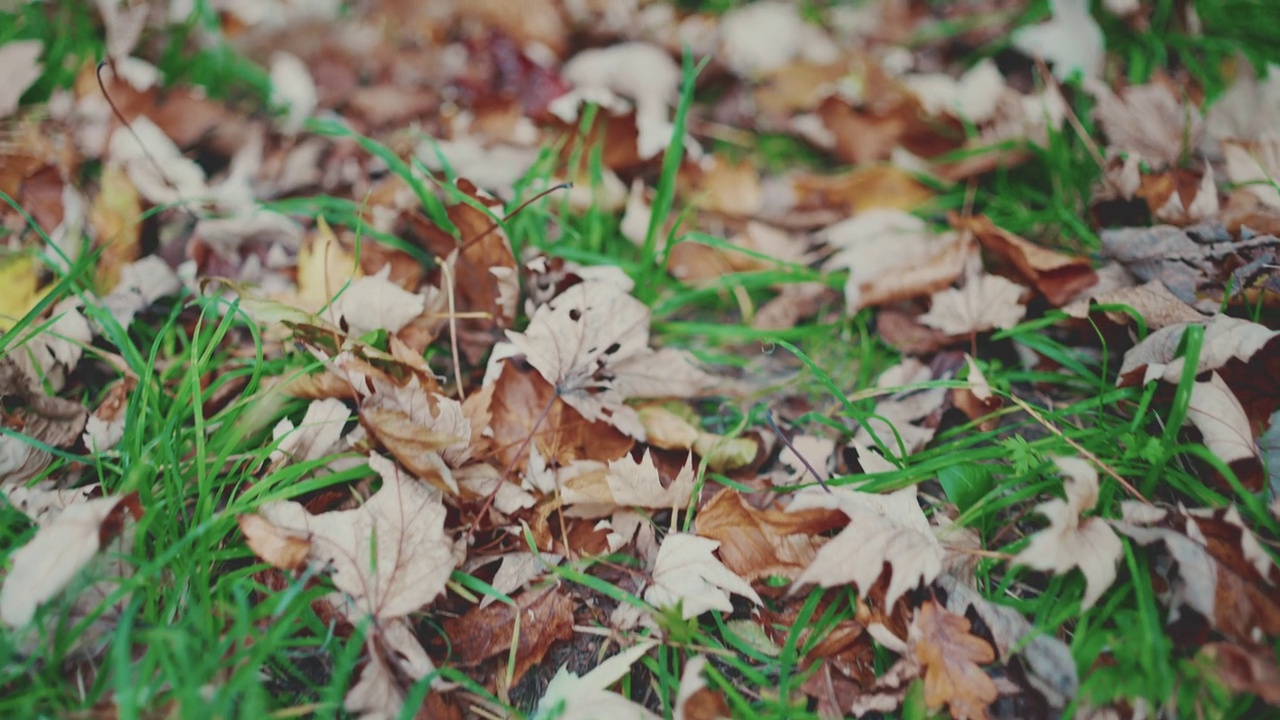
<box><xmin>918</xmin><ymin>274</ymin><xmax>1028</xmax><ymax>336</ymax></box>
<box><xmin>953</xmin><ymin>214</ymin><xmax>1097</xmax><ymax>306</ymax></box>
<box><xmin>790</xmin><ymin>483</ymin><xmax>944</xmax><ymax>609</ymax></box>
<box><xmin>911</xmin><ymin>600</ymin><xmax>998</xmax><ymax>720</ymax></box>
<box><xmin>1</xmin><ymin>490</ymin><xmax>140</xmax><ymax>628</ymax></box>
<box><xmin>823</xmin><ymin>209</ymin><xmax>975</xmax><ymax>313</ymax></box>
<box><xmin>257</xmin><ymin>454</ymin><xmax>455</xmax><ymax>619</ymax></box>
<box><xmin>533</xmin><ymin>641</ymin><xmax>660</xmax><ymax>720</ymax></box>
<box><xmin>441</xmin><ymin>584</ymin><xmax>574</xmax><ymax>685</ymax></box>
<box><xmin>645</xmin><ymin>532</ymin><xmax>762</xmax><ymax>619</ymax></box>
<box><xmin>1012</xmin><ymin>457</ymin><xmax>1123</xmax><ymax>609</ymax></box>
<box><xmin>695</xmin><ymin>489</ymin><xmax>843</xmax><ymax>581</ymax></box>
<box><xmin>498</xmin><ymin>282</ymin><xmax>715</xmax><ymax>438</ymax></box>
<box><xmin>1111</xmin><ymin>503</ymin><xmax>1280</xmax><ymax>643</ymax></box>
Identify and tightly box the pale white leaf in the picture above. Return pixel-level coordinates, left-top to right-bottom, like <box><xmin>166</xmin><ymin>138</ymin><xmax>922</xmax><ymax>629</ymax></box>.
<box><xmin>270</xmin><ymin>398</ymin><xmax>351</xmax><ymax>466</ymax></box>
<box><xmin>1012</xmin><ymin>457</ymin><xmax>1122</xmax><ymax>609</ymax></box>
<box><xmin>919</xmin><ymin>274</ymin><xmax>1028</xmax><ymax>336</ymax></box>
<box><xmin>791</xmin><ymin>483</ymin><xmax>943</xmax><ymax>608</ymax></box>
<box><xmin>1011</xmin><ymin>0</ymin><xmax>1105</xmax><ymax>81</ymax></box>
<box><xmin>645</xmin><ymin>533</ymin><xmax>762</xmax><ymax>619</ymax></box>
<box><xmin>535</xmin><ymin>641</ymin><xmax>660</xmax><ymax>720</ymax></box>
<box><xmin>0</xmin><ymin>40</ymin><xmax>42</xmax><ymax>120</ymax></box>
<box><xmin>270</xmin><ymin>51</ymin><xmax>316</xmax><ymax>134</ymax></box>
<box><xmin>259</xmin><ymin>454</ymin><xmax>454</xmax><ymax>619</ymax></box>
<box><xmin>325</xmin><ymin>269</ymin><xmax>427</xmax><ymax>336</ymax></box>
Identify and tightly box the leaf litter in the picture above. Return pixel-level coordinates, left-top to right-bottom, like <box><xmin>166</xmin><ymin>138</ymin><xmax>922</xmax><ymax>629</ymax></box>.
<box><xmin>1</xmin><ymin>1</ymin><xmax>1279</xmax><ymax>718</ymax></box>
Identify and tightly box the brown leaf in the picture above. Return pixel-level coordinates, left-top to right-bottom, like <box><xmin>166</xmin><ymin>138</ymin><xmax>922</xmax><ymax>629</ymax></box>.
<box><xmin>441</xmin><ymin>584</ymin><xmax>574</xmax><ymax>685</ymax></box>
<box><xmin>1202</xmin><ymin>642</ymin><xmax>1280</xmax><ymax>706</ymax></box>
<box><xmin>237</xmin><ymin>514</ymin><xmax>310</xmax><ymax>571</ymax></box>
<box><xmin>1062</xmin><ymin>279</ymin><xmax>1205</xmax><ymax>330</ymax></box>
<box><xmin>911</xmin><ymin>600</ymin><xmax>998</xmax><ymax>720</ymax></box>
<box><xmin>953</xmin><ymin>214</ymin><xmax>1097</xmax><ymax>306</ymax></box>
<box><xmin>488</xmin><ymin>361</ymin><xmax>632</xmax><ymax>473</ymax></box>
<box><xmin>790</xmin><ymin>166</ymin><xmax>934</xmax><ymax>216</ymax></box>
<box><xmin>1112</xmin><ymin>503</ymin><xmax>1280</xmax><ymax>644</ymax></box>
<box><xmin>919</xmin><ymin>274</ymin><xmax>1028</xmax><ymax>336</ymax></box>
<box><xmin>695</xmin><ymin>489</ymin><xmax>844</xmax><ymax>582</ymax></box>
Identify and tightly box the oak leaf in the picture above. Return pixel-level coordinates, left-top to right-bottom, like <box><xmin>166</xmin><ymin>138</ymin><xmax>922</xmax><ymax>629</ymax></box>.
<box><xmin>911</xmin><ymin>600</ymin><xmax>997</xmax><ymax>720</ymax></box>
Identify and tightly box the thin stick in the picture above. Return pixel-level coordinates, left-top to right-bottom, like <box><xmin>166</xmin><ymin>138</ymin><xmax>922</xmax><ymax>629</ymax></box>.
<box><xmin>765</xmin><ymin>408</ymin><xmax>831</xmax><ymax>493</ymax></box>
<box><xmin>1007</xmin><ymin>394</ymin><xmax>1149</xmax><ymax>503</ymax></box>
<box><xmin>456</xmin><ymin>182</ymin><xmax>573</xmax><ymax>255</ymax></box>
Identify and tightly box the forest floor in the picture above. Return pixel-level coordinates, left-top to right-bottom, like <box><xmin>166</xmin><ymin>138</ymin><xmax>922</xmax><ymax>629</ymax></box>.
<box><xmin>2</xmin><ymin>1</ymin><xmax>1280</xmax><ymax>719</ymax></box>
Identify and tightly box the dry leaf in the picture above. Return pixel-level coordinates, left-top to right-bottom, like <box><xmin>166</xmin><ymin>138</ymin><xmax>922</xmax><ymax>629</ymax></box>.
<box><xmin>1011</xmin><ymin>0</ymin><xmax>1104</xmax><ymax>80</ymax></box>
<box><xmin>501</xmin><ymin>282</ymin><xmax>714</xmax><ymax>438</ymax></box>
<box><xmin>1088</xmin><ymin>80</ymin><xmax>1202</xmax><ymax>168</ymax></box>
<box><xmin>918</xmin><ymin>274</ymin><xmax>1029</xmax><ymax>336</ymax></box>
<box><xmin>695</xmin><ymin>489</ymin><xmax>844</xmax><ymax>581</ymax></box>
<box><xmin>911</xmin><ymin>600</ymin><xmax>998</xmax><ymax>720</ymax></box>
<box><xmin>824</xmin><ymin>209</ymin><xmax>974</xmax><ymax>313</ymax></box>
<box><xmin>953</xmin><ymin>214</ymin><xmax>1097</xmax><ymax>306</ymax></box>
<box><xmin>534</xmin><ymin>642</ymin><xmax>660</xmax><ymax>720</ymax></box>
<box><xmin>1062</xmin><ymin>279</ymin><xmax>1205</xmax><ymax>330</ymax></box>
<box><xmin>1</xmin><ymin>491</ymin><xmax>139</xmax><ymax>628</ymax></box>
<box><xmin>237</xmin><ymin>513</ymin><xmax>310</xmax><ymax>571</ymax></box>
<box><xmin>1201</xmin><ymin>642</ymin><xmax>1280</xmax><ymax>706</ymax></box>
<box><xmin>790</xmin><ymin>483</ymin><xmax>944</xmax><ymax>608</ymax></box>
<box><xmin>0</xmin><ymin>40</ymin><xmax>43</xmax><ymax>119</ymax></box>
<box><xmin>441</xmin><ymin>584</ymin><xmax>574</xmax><ymax>685</ymax></box>
<box><xmin>1012</xmin><ymin>457</ymin><xmax>1123</xmax><ymax>609</ymax></box>
<box><xmin>1111</xmin><ymin>503</ymin><xmax>1280</xmax><ymax>643</ymax></box>
<box><xmin>645</xmin><ymin>533</ymin><xmax>763</xmax><ymax>619</ymax></box>
<box><xmin>257</xmin><ymin>454</ymin><xmax>455</xmax><ymax>619</ymax></box>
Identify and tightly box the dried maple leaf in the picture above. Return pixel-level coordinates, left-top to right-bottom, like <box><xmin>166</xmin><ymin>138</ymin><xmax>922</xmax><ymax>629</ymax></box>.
<box><xmin>952</xmin><ymin>214</ymin><xmax>1098</xmax><ymax>306</ymax></box>
<box><xmin>486</xmin><ymin>359</ymin><xmax>633</xmax><ymax>473</ymax></box>
<box><xmin>790</xmin><ymin>482</ymin><xmax>944</xmax><ymax>609</ymax></box>
<box><xmin>918</xmin><ymin>274</ymin><xmax>1029</xmax><ymax>336</ymax></box>
<box><xmin>498</xmin><ymin>282</ymin><xmax>714</xmax><ymax>439</ymax></box>
<box><xmin>1011</xmin><ymin>0</ymin><xmax>1104</xmax><ymax>80</ymax></box>
<box><xmin>442</xmin><ymin>584</ymin><xmax>573</xmax><ymax>685</ymax></box>
<box><xmin>270</xmin><ymin>397</ymin><xmax>350</xmax><ymax>467</ymax></box>
<box><xmin>257</xmin><ymin>454</ymin><xmax>455</xmax><ymax>619</ymax></box>
<box><xmin>561</xmin><ymin>449</ymin><xmax>697</xmax><ymax>517</ymax></box>
<box><xmin>1063</xmin><ymin>279</ymin><xmax>1205</xmax><ymax>330</ymax></box>
<box><xmin>0</xmin><ymin>489</ymin><xmax>140</xmax><ymax>627</ymax></box>
<box><xmin>534</xmin><ymin>641</ymin><xmax>660</xmax><ymax>720</ymax></box>
<box><xmin>695</xmin><ymin>489</ymin><xmax>843</xmax><ymax>581</ymax></box>
<box><xmin>645</xmin><ymin>533</ymin><xmax>762</xmax><ymax>619</ymax></box>
<box><xmin>1202</xmin><ymin>642</ymin><xmax>1280</xmax><ymax>706</ymax></box>
<box><xmin>344</xmin><ymin>618</ymin><xmax>441</xmax><ymax>720</ymax></box>
<box><xmin>1111</xmin><ymin>503</ymin><xmax>1280</xmax><ymax>643</ymax></box>
<box><xmin>822</xmin><ymin>209</ymin><xmax>975</xmax><ymax>313</ymax></box>
<box><xmin>911</xmin><ymin>600</ymin><xmax>998</xmax><ymax>720</ymax></box>
<box><xmin>1012</xmin><ymin>457</ymin><xmax>1122</xmax><ymax>609</ymax></box>
<box><xmin>675</xmin><ymin>655</ymin><xmax>732</xmax><ymax>720</ymax></box>
<box><xmin>1087</xmin><ymin>79</ymin><xmax>1202</xmax><ymax>168</ymax></box>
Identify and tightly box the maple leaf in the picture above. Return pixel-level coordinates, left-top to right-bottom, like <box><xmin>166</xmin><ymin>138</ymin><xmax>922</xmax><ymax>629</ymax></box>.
<box><xmin>645</xmin><ymin>532</ymin><xmax>762</xmax><ymax>619</ymax></box>
<box><xmin>822</xmin><ymin>209</ymin><xmax>975</xmax><ymax>313</ymax></box>
<box><xmin>1087</xmin><ymin>80</ymin><xmax>1202</xmax><ymax>168</ymax></box>
<box><xmin>951</xmin><ymin>214</ymin><xmax>1098</xmax><ymax>306</ymax></box>
<box><xmin>498</xmin><ymin>282</ymin><xmax>714</xmax><ymax>438</ymax></box>
<box><xmin>790</xmin><ymin>482</ymin><xmax>944</xmax><ymax>609</ymax></box>
<box><xmin>0</xmin><ymin>489</ymin><xmax>139</xmax><ymax>627</ymax></box>
<box><xmin>1111</xmin><ymin>503</ymin><xmax>1280</xmax><ymax>643</ymax></box>
<box><xmin>1012</xmin><ymin>456</ymin><xmax>1122</xmax><ymax>609</ymax></box>
<box><xmin>442</xmin><ymin>584</ymin><xmax>574</xmax><ymax>684</ymax></box>
<box><xmin>533</xmin><ymin>641</ymin><xmax>661</xmax><ymax>720</ymax></box>
<box><xmin>0</xmin><ymin>40</ymin><xmax>43</xmax><ymax>120</ymax></box>
<box><xmin>269</xmin><ymin>397</ymin><xmax>350</xmax><ymax>466</ymax></box>
<box><xmin>911</xmin><ymin>600</ymin><xmax>998</xmax><ymax>720</ymax></box>
<box><xmin>694</xmin><ymin>489</ymin><xmax>843</xmax><ymax>581</ymax></box>
<box><xmin>561</xmin><ymin>449</ymin><xmax>698</xmax><ymax>517</ymax></box>
<box><xmin>1011</xmin><ymin>0</ymin><xmax>1104</xmax><ymax>80</ymax></box>
<box><xmin>344</xmin><ymin>618</ymin><xmax>439</xmax><ymax>720</ymax></box>
<box><xmin>257</xmin><ymin>454</ymin><xmax>455</xmax><ymax>619</ymax></box>
<box><xmin>918</xmin><ymin>274</ymin><xmax>1028</xmax><ymax>336</ymax></box>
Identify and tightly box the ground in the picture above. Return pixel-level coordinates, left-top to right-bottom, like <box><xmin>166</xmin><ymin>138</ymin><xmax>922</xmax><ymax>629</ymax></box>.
<box><xmin>1</xmin><ymin>1</ymin><xmax>1280</xmax><ymax>719</ymax></box>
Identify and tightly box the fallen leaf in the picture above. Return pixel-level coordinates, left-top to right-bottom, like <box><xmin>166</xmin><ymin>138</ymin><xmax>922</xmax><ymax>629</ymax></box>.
<box><xmin>1111</xmin><ymin>503</ymin><xmax>1280</xmax><ymax>643</ymax></box>
<box><xmin>500</xmin><ymin>282</ymin><xmax>715</xmax><ymax>438</ymax></box>
<box><xmin>674</xmin><ymin>655</ymin><xmax>732</xmax><ymax>720</ymax></box>
<box><xmin>270</xmin><ymin>397</ymin><xmax>351</xmax><ymax>466</ymax></box>
<box><xmin>344</xmin><ymin>618</ymin><xmax>440</xmax><ymax>720</ymax></box>
<box><xmin>918</xmin><ymin>274</ymin><xmax>1029</xmax><ymax>336</ymax></box>
<box><xmin>0</xmin><ymin>40</ymin><xmax>43</xmax><ymax>119</ymax></box>
<box><xmin>533</xmin><ymin>641</ymin><xmax>660</xmax><ymax>720</ymax></box>
<box><xmin>442</xmin><ymin>584</ymin><xmax>574</xmax><ymax>685</ymax></box>
<box><xmin>645</xmin><ymin>533</ymin><xmax>763</xmax><ymax>619</ymax></box>
<box><xmin>1201</xmin><ymin>642</ymin><xmax>1280</xmax><ymax>706</ymax></box>
<box><xmin>823</xmin><ymin>209</ymin><xmax>975</xmax><ymax>313</ymax></box>
<box><xmin>791</xmin><ymin>483</ymin><xmax>944</xmax><ymax>609</ymax></box>
<box><xmin>1012</xmin><ymin>457</ymin><xmax>1123</xmax><ymax>609</ymax></box>
<box><xmin>953</xmin><ymin>214</ymin><xmax>1097</xmax><ymax>306</ymax></box>
<box><xmin>1011</xmin><ymin>0</ymin><xmax>1104</xmax><ymax>81</ymax></box>
<box><xmin>237</xmin><ymin>513</ymin><xmax>310</xmax><ymax>571</ymax></box>
<box><xmin>695</xmin><ymin>489</ymin><xmax>844</xmax><ymax>581</ymax></box>
<box><xmin>1087</xmin><ymin>79</ymin><xmax>1202</xmax><ymax>168</ymax></box>
<box><xmin>911</xmin><ymin>600</ymin><xmax>997</xmax><ymax>720</ymax></box>
<box><xmin>0</xmin><ymin>491</ymin><xmax>139</xmax><ymax>627</ymax></box>
<box><xmin>257</xmin><ymin>454</ymin><xmax>455</xmax><ymax>619</ymax></box>
<box><xmin>1063</xmin><ymin>279</ymin><xmax>1205</xmax><ymax>330</ymax></box>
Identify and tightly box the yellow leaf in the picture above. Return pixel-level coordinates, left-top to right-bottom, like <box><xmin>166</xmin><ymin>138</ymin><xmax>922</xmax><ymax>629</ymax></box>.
<box><xmin>89</xmin><ymin>163</ymin><xmax>141</xmax><ymax>293</ymax></box>
<box><xmin>0</xmin><ymin>254</ymin><xmax>50</xmax><ymax>331</ymax></box>
<box><xmin>296</xmin><ymin>216</ymin><xmax>360</xmax><ymax>310</ymax></box>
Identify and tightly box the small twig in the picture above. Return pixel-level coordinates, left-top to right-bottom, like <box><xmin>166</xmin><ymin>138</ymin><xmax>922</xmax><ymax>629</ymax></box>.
<box><xmin>1007</xmin><ymin>394</ymin><xmax>1150</xmax><ymax>503</ymax></box>
<box><xmin>765</xmin><ymin>408</ymin><xmax>831</xmax><ymax>493</ymax></box>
